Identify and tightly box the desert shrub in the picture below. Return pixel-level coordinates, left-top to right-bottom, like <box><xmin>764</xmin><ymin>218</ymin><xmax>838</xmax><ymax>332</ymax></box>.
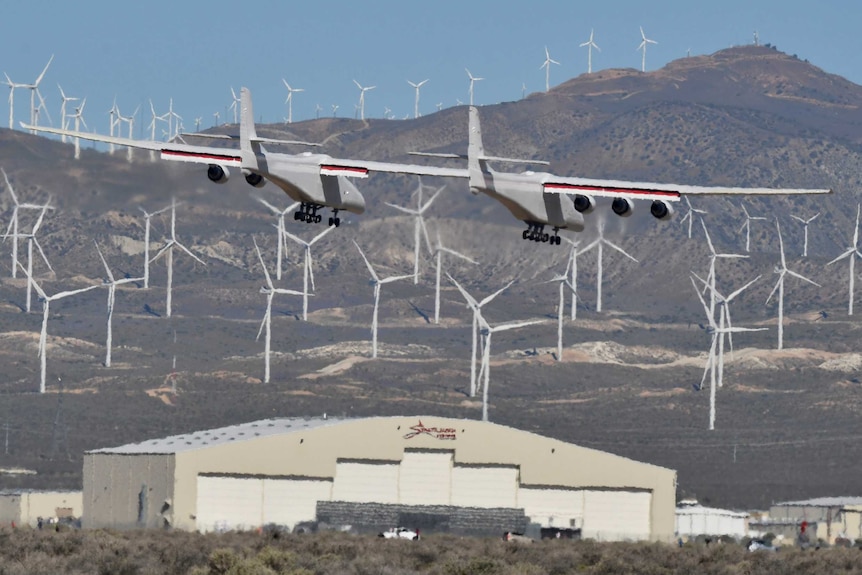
<box><xmin>209</xmin><ymin>548</ymin><xmax>242</xmax><ymax>575</ymax></box>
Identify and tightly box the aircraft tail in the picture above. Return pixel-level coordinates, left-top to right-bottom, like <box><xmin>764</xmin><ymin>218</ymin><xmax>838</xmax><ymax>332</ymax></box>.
<box><xmin>467</xmin><ymin>106</ymin><xmax>486</xmax><ymax>193</ymax></box>
<box><xmin>240</xmin><ymin>87</ymin><xmax>260</xmax><ymax>169</ymax></box>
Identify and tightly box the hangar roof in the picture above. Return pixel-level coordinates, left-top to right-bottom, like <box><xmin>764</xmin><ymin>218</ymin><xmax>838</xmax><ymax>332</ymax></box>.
<box><xmin>88</xmin><ymin>417</ymin><xmax>340</xmax><ymax>454</ymax></box>
<box><xmin>773</xmin><ymin>497</ymin><xmax>862</xmax><ymax>507</ymax></box>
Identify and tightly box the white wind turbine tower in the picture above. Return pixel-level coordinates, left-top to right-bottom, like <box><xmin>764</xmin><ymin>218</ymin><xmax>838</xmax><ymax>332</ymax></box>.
<box><xmin>194</xmin><ymin>117</ymin><xmax>202</xmax><ymax>131</ymax></box>
<box><xmin>447</xmin><ymin>274</ymin><xmax>514</xmax><ymax>398</ymax></box>
<box><xmin>2</xmin><ymin>167</ymin><xmax>47</xmax><ymax>279</ymax></box>
<box><xmin>117</xmin><ymin>105</ymin><xmax>139</xmax><ymax>162</ymax></box>
<box><xmin>57</xmin><ymin>85</ymin><xmax>78</xmax><ymax>143</ymax></box>
<box><xmin>150</xmin><ymin>199</ymin><xmax>206</xmax><ymax>318</ymax></box>
<box><xmin>700</xmin><ymin>219</ymin><xmax>748</xmax><ymax>321</ymax></box>
<box><xmin>19</xmin><ymin>55</ymin><xmax>54</xmax><ymax>133</ymax></box>
<box><xmin>3</xmin><ymin>73</ymin><xmax>27</xmax><ymax>129</ymax></box>
<box><xmin>253</xmin><ymin>238</ymin><xmax>306</xmax><ymax>384</ymax></box>
<box><xmin>353</xmin><ymin>241</ymin><xmax>413</xmax><ymax>359</ymax></box>
<box><xmin>561</xmin><ymin>237</ymin><xmax>580</xmax><ymax>320</ymax></box>
<box><xmin>385</xmin><ymin>182</ymin><xmax>444</xmax><ymax>284</ymax></box>
<box><xmin>256</xmin><ymin>197</ymin><xmax>299</xmax><ymax>280</ymax></box>
<box><xmin>827</xmin><ymin>204</ymin><xmax>862</xmax><ymax>316</ymax></box>
<box><xmin>107</xmin><ymin>98</ymin><xmax>119</xmax><ymax>154</ymax></box>
<box><xmin>679</xmin><ymin>197</ymin><xmax>707</xmax><ymax>239</ymax></box>
<box><xmin>70</xmin><ymin>98</ymin><xmax>88</xmax><ymax>160</ymax></box>
<box><xmin>282</xmin><ymin>79</ymin><xmax>304</xmax><ymax>124</ymax></box>
<box><xmin>353</xmin><ymin>80</ymin><xmax>375</xmax><ymax>121</ymax></box>
<box><xmin>766</xmin><ymin>220</ymin><xmax>820</xmax><ymax>350</ymax></box>
<box><xmin>431</xmin><ymin>229</ymin><xmax>476</xmax><ymax>325</ymax></box>
<box><xmin>18</xmin><ymin>263</ymin><xmax>100</xmax><ymax>394</ymax></box>
<box><xmin>691</xmin><ymin>276</ymin><xmax>766</xmax><ymax>430</ymax></box>
<box><xmin>213</xmin><ymin>111</ymin><xmax>220</xmax><ymax>126</ymax></box>
<box><xmin>138</xmin><ymin>204</ymin><xmax>171</xmax><ymax>289</ymax></box>
<box><xmin>283</xmin><ymin>226</ymin><xmax>334</xmax><ymax>321</ymax></box>
<box><xmin>739</xmin><ymin>203</ymin><xmax>767</xmax><ymax>253</ymax></box>
<box><xmin>465</xmin><ymin>68</ymin><xmax>483</xmax><ymax>106</ymax></box>
<box><xmin>407</xmin><ymin>79</ymin><xmax>429</xmax><ymax>119</ymax></box>
<box><xmin>548</xmin><ymin>259</ymin><xmax>577</xmax><ymax>361</ymax></box>
<box><xmin>95</xmin><ymin>241</ymin><xmax>143</xmax><ymax>368</ymax></box>
<box><xmin>637</xmin><ymin>27</ymin><xmax>657</xmax><ymax>72</ymax></box>
<box><xmin>228</xmin><ymin>87</ymin><xmax>240</xmax><ymax>124</ymax></box>
<box><xmin>577</xmin><ymin>221</ymin><xmax>638</xmax><ymax>312</ymax></box>
<box><xmin>790</xmin><ymin>212</ymin><xmax>820</xmax><ymax>257</ymax></box>
<box><xmin>22</xmin><ymin>202</ymin><xmax>55</xmax><ymax>314</ymax></box>
<box><xmin>579</xmin><ymin>30</ymin><xmax>601</xmax><ymax>74</ymax></box>
<box><xmin>540</xmin><ymin>47</ymin><xmax>560</xmax><ymax>92</ymax></box>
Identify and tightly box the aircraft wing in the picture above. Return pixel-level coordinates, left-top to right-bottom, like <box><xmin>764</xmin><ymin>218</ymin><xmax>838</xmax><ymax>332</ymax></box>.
<box><xmin>318</xmin><ymin>159</ymin><xmax>468</xmax><ymax>179</ymax></box>
<box><xmin>20</xmin><ymin>123</ymin><xmax>242</xmax><ymax>167</ymax></box>
<box><xmin>542</xmin><ymin>175</ymin><xmax>831</xmax><ymax>201</ymax></box>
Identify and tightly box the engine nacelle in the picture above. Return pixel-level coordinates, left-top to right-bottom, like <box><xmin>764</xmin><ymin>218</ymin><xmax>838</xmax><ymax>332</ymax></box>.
<box><xmin>611</xmin><ymin>197</ymin><xmax>634</xmax><ymax>217</ymax></box>
<box><xmin>650</xmin><ymin>200</ymin><xmax>675</xmax><ymax>221</ymax></box>
<box><xmin>243</xmin><ymin>170</ymin><xmax>265</xmax><ymax>188</ymax></box>
<box><xmin>207</xmin><ymin>164</ymin><xmax>230</xmax><ymax>184</ymax></box>
<box><xmin>572</xmin><ymin>194</ymin><xmax>596</xmax><ymax>214</ymax></box>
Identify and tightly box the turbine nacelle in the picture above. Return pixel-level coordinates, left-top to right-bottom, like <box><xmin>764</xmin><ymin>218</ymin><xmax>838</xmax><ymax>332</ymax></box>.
<box><xmin>243</xmin><ymin>169</ymin><xmax>265</xmax><ymax>188</ymax></box>
<box><xmin>572</xmin><ymin>194</ymin><xmax>596</xmax><ymax>214</ymax></box>
<box><xmin>207</xmin><ymin>164</ymin><xmax>230</xmax><ymax>184</ymax></box>
<box><xmin>649</xmin><ymin>200</ymin><xmax>674</xmax><ymax>221</ymax></box>
<box><xmin>611</xmin><ymin>197</ymin><xmax>634</xmax><ymax>217</ymax></box>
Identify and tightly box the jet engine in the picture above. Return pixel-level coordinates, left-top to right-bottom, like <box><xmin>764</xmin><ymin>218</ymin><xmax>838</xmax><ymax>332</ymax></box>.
<box><xmin>207</xmin><ymin>164</ymin><xmax>230</xmax><ymax>184</ymax></box>
<box><xmin>649</xmin><ymin>200</ymin><xmax>675</xmax><ymax>221</ymax></box>
<box><xmin>244</xmin><ymin>170</ymin><xmax>265</xmax><ymax>188</ymax></box>
<box><xmin>611</xmin><ymin>197</ymin><xmax>634</xmax><ymax>217</ymax></box>
<box><xmin>572</xmin><ymin>194</ymin><xmax>596</xmax><ymax>214</ymax></box>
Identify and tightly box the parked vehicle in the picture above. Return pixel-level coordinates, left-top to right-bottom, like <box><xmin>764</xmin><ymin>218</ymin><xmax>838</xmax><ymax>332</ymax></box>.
<box><xmin>379</xmin><ymin>527</ymin><xmax>420</xmax><ymax>540</ymax></box>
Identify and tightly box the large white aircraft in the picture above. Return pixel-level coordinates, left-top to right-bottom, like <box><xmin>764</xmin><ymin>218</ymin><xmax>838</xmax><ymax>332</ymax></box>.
<box><xmin>22</xmin><ymin>87</ymin><xmax>462</xmax><ymax>227</ymax></box>
<box><xmin>411</xmin><ymin>107</ymin><xmax>832</xmax><ymax>245</ymax></box>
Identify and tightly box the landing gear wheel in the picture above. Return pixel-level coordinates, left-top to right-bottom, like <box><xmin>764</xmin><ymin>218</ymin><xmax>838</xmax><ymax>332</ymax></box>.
<box><xmin>294</xmin><ymin>211</ymin><xmax>301</xmax><ymax>221</ymax></box>
<box><xmin>522</xmin><ymin>230</ymin><xmax>529</xmax><ymax>240</ymax></box>
<box><xmin>328</xmin><ymin>217</ymin><xmax>334</xmax><ymax>227</ymax></box>
<box><xmin>334</xmin><ymin>218</ymin><xmax>341</xmax><ymax>227</ymax></box>
<box><xmin>542</xmin><ymin>233</ymin><xmax>549</xmax><ymax>243</ymax></box>
<box><xmin>315</xmin><ymin>215</ymin><xmax>322</xmax><ymax>223</ymax></box>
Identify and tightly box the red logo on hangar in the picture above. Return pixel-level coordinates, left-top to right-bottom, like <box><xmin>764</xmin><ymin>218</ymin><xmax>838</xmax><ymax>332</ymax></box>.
<box><xmin>403</xmin><ymin>420</ymin><xmax>457</xmax><ymax>440</ymax></box>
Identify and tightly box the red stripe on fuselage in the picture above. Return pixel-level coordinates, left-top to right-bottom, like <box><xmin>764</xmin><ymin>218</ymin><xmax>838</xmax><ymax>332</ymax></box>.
<box><xmin>162</xmin><ymin>149</ymin><xmax>241</xmax><ymax>163</ymax></box>
<box><xmin>544</xmin><ymin>182</ymin><xmax>680</xmax><ymax>198</ymax></box>
<box><xmin>320</xmin><ymin>164</ymin><xmax>369</xmax><ymax>175</ymax></box>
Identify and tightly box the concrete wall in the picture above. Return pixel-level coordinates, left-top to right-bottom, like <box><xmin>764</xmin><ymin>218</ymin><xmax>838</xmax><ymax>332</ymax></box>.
<box><xmin>0</xmin><ymin>492</ymin><xmax>82</xmax><ymax>528</ymax></box>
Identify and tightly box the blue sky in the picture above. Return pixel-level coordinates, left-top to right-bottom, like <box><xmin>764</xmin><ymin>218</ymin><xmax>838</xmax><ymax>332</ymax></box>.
<box><xmin>0</xmin><ymin>1</ymin><xmax>855</xmax><ymax>135</ymax></box>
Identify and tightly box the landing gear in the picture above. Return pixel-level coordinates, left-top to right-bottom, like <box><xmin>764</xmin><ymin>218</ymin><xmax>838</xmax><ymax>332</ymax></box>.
<box><xmin>294</xmin><ymin>202</ymin><xmax>324</xmax><ymax>224</ymax></box>
<box><xmin>521</xmin><ymin>223</ymin><xmax>561</xmax><ymax>246</ymax></box>
<box><xmin>328</xmin><ymin>209</ymin><xmax>341</xmax><ymax>227</ymax></box>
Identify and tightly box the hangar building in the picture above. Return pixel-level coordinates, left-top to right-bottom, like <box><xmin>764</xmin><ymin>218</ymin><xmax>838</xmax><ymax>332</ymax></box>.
<box><xmin>83</xmin><ymin>416</ymin><xmax>676</xmax><ymax>540</ymax></box>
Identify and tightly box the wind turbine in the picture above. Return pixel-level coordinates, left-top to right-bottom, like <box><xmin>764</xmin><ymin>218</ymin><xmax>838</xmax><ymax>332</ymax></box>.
<box><xmin>282</xmin><ymin>79</ymin><xmax>304</xmax><ymax>124</ymax></box>
<box><xmin>2</xmin><ymin>168</ymin><xmax>47</xmax><ymax>278</ymax></box>
<box><xmin>253</xmin><ymin>238</ymin><xmax>306</xmax><ymax>383</ymax></box>
<box><xmin>739</xmin><ymin>203</ymin><xmax>767</xmax><ymax>253</ymax></box>
<box><xmin>3</xmin><ymin>73</ymin><xmax>27</xmax><ymax>129</ymax></box>
<box><xmin>228</xmin><ymin>87</ymin><xmax>241</xmax><ymax>124</ymax></box>
<box><xmin>790</xmin><ymin>212</ymin><xmax>820</xmax><ymax>257</ymax></box>
<box><xmin>679</xmin><ymin>197</ymin><xmax>707</xmax><ymax>239</ymax></box>
<box><xmin>691</xmin><ymin>275</ymin><xmax>766</xmax><ymax>430</ymax></box>
<box><xmin>827</xmin><ymin>204</ymin><xmax>862</xmax><ymax>316</ymax></box>
<box><xmin>282</xmin><ymin>226</ymin><xmax>334</xmax><ymax>321</ymax></box>
<box><xmin>561</xmin><ymin>237</ymin><xmax>580</xmax><ymax>320</ymax></box>
<box><xmin>13</xmin><ymin>55</ymin><xmax>54</xmax><ymax>133</ymax></box>
<box><xmin>353</xmin><ymin>80</ymin><xmax>375</xmax><ymax>121</ymax></box>
<box><xmin>407</xmin><ymin>79</ymin><xmax>429</xmax><ymax>119</ymax></box>
<box><xmin>256</xmin><ymin>198</ymin><xmax>299</xmax><ymax>280</ymax></box>
<box><xmin>107</xmin><ymin>98</ymin><xmax>119</xmax><ymax>154</ymax></box>
<box><xmin>331</xmin><ymin>104</ymin><xmax>338</xmax><ymax>118</ymax></box>
<box><xmin>17</xmin><ymin>263</ymin><xmax>100</xmax><ymax>394</ymax></box>
<box><xmin>447</xmin><ymin>274</ymin><xmax>514</xmax><ymax>398</ymax></box>
<box><xmin>540</xmin><ymin>47</ymin><xmax>560</xmax><ymax>92</ymax></box>
<box><xmin>57</xmin><ymin>85</ymin><xmax>78</xmax><ymax>142</ymax></box>
<box><xmin>579</xmin><ymin>29</ymin><xmax>601</xmax><ymax>74</ymax></box>
<box><xmin>353</xmin><ymin>241</ymin><xmax>413</xmax><ymax>359</ymax></box>
<box><xmin>70</xmin><ymin>98</ymin><xmax>88</xmax><ymax>160</ymax></box>
<box><xmin>547</xmin><ymin>258</ymin><xmax>577</xmax><ymax>361</ymax></box>
<box><xmin>138</xmin><ymin>204</ymin><xmax>171</xmax><ymax>289</ymax></box>
<box><xmin>385</xmin><ymin>182</ymin><xmax>444</xmax><ymax>284</ymax></box>
<box><xmin>117</xmin><ymin>105</ymin><xmax>139</xmax><ymax>162</ymax></box>
<box><xmin>701</xmin><ymin>219</ymin><xmax>748</xmax><ymax>320</ymax></box>
<box><xmin>766</xmin><ymin>220</ymin><xmax>820</xmax><ymax>350</ymax></box>
<box><xmin>21</xmin><ymin>202</ymin><xmax>55</xmax><ymax>313</ymax></box>
<box><xmin>465</xmin><ymin>68</ymin><xmax>483</xmax><ymax>106</ymax></box>
<box><xmin>95</xmin><ymin>241</ymin><xmax>143</xmax><ymax>367</ymax></box>
<box><xmin>315</xmin><ymin>104</ymin><xmax>322</xmax><ymax>119</ymax></box>
<box><xmin>577</xmin><ymin>221</ymin><xmax>638</xmax><ymax>312</ymax></box>
<box><xmin>150</xmin><ymin>199</ymin><xmax>206</xmax><ymax>318</ymax></box>
<box><xmin>431</xmin><ymin>229</ymin><xmax>476</xmax><ymax>325</ymax></box>
<box><xmin>637</xmin><ymin>27</ymin><xmax>657</xmax><ymax>72</ymax></box>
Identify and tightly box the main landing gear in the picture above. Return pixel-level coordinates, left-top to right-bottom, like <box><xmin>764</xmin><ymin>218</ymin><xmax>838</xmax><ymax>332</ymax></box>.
<box><xmin>294</xmin><ymin>203</ymin><xmax>341</xmax><ymax>227</ymax></box>
<box><xmin>521</xmin><ymin>222</ymin><xmax>561</xmax><ymax>245</ymax></box>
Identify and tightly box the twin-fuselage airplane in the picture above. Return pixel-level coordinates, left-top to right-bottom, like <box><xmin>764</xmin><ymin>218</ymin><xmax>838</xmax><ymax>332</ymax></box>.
<box><xmin>25</xmin><ymin>89</ymin><xmax>830</xmax><ymax>243</ymax></box>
